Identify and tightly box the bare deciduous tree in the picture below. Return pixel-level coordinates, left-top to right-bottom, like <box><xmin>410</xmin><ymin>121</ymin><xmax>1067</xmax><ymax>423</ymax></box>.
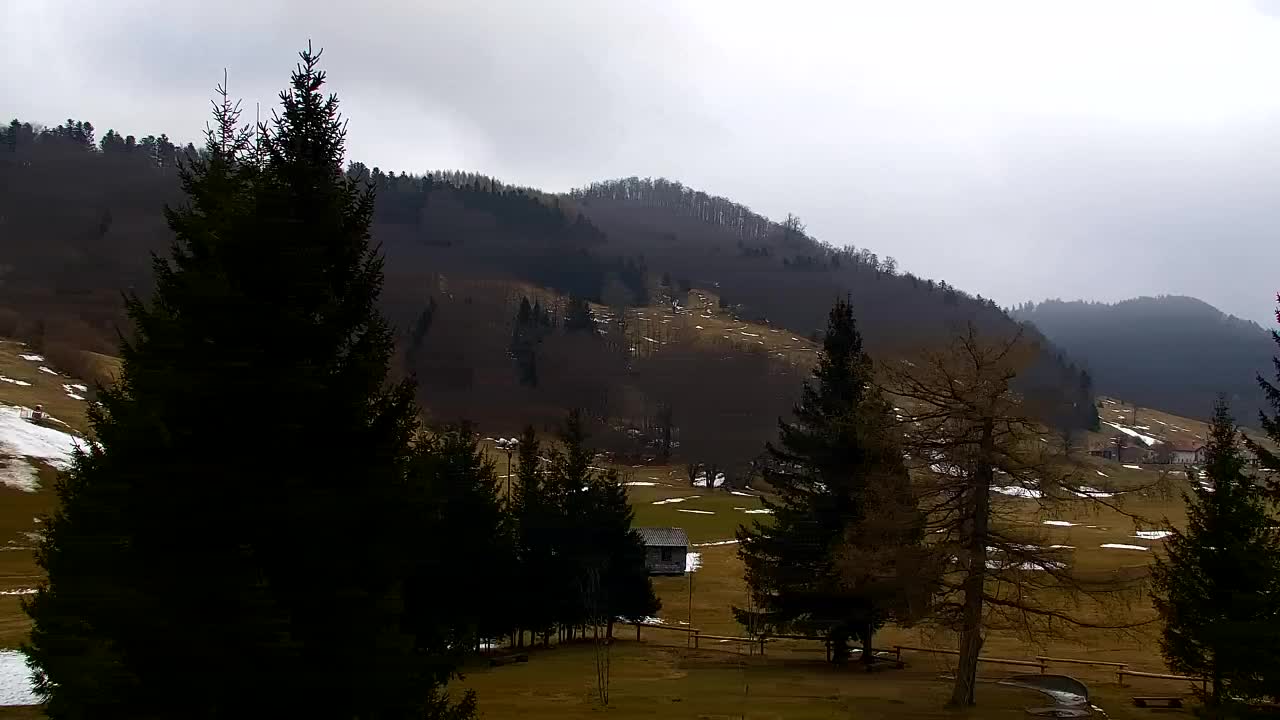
<box><xmin>883</xmin><ymin>325</ymin><xmax>1148</xmax><ymax>707</ymax></box>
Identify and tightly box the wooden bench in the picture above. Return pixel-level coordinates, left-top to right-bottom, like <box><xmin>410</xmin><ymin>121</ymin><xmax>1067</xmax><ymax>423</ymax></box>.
<box><xmin>1132</xmin><ymin>697</ymin><xmax>1184</xmax><ymax>709</ymax></box>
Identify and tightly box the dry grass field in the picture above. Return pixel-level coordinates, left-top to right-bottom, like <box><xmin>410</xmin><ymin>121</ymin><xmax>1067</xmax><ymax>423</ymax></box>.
<box><xmin>0</xmin><ymin>332</ymin><xmax>1211</xmax><ymax>716</ymax></box>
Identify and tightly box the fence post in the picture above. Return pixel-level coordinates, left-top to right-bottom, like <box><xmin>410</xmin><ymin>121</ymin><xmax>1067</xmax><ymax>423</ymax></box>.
<box><xmin>1117</xmin><ymin>670</ymin><xmax>1126</xmax><ymax>687</ymax></box>
<box><xmin>636</xmin><ymin>623</ymin><xmax>641</xmax><ymax>642</ymax></box>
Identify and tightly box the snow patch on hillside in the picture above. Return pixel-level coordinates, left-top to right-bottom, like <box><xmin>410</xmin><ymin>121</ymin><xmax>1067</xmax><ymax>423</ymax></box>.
<box><xmin>0</xmin><ymin>650</ymin><xmax>37</xmax><ymax>706</ymax></box>
<box><xmin>0</xmin><ymin>406</ymin><xmax>83</xmax><ymax>470</ymax></box>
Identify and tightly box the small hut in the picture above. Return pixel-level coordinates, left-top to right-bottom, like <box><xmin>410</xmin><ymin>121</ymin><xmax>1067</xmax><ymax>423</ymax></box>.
<box><xmin>636</xmin><ymin>527</ymin><xmax>689</xmax><ymax>576</ymax></box>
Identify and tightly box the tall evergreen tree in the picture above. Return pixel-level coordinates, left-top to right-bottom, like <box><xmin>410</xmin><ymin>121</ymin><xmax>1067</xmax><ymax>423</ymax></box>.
<box><xmin>1247</xmin><ymin>295</ymin><xmax>1280</xmax><ymax>488</ymax></box>
<box><xmin>736</xmin><ymin>297</ymin><xmax>919</xmax><ymax>664</ymax></box>
<box><xmin>24</xmin><ymin>47</ymin><xmax>473</xmax><ymax>719</ymax></box>
<box><xmin>512</xmin><ymin>425</ymin><xmax>557</xmax><ymax>645</ymax></box>
<box><xmin>404</xmin><ymin>423</ymin><xmax>513</xmax><ymax>659</ymax></box>
<box><xmin>1152</xmin><ymin>399</ymin><xmax>1280</xmax><ymax>709</ymax></box>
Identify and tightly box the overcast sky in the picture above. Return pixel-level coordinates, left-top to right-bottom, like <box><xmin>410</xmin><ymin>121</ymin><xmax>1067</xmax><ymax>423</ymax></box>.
<box><xmin>6</xmin><ymin>1</ymin><xmax>1280</xmax><ymax>325</ymax></box>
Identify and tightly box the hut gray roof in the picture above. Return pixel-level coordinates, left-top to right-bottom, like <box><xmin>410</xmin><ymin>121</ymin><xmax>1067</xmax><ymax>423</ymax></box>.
<box><xmin>636</xmin><ymin>527</ymin><xmax>688</xmax><ymax>547</ymax></box>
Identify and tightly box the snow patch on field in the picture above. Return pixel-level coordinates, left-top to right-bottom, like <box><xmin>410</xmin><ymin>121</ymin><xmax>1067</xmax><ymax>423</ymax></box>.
<box><xmin>992</xmin><ymin>486</ymin><xmax>1043</xmax><ymax>499</ymax></box>
<box><xmin>0</xmin><ymin>406</ymin><xmax>83</xmax><ymax>470</ymax></box>
<box><xmin>1105</xmin><ymin>422</ymin><xmax>1157</xmax><ymax>446</ymax></box>
<box><xmin>740</xmin><ymin>508</ymin><xmax>773</xmax><ymax>514</ymax></box>
<box><xmin>1134</xmin><ymin>530</ymin><xmax>1172</xmax><ymax>540</ymax></box>
<box><xmin>1101</xmin><ymin>543</ymin><xmax>1148</xmax><ymax>551</ymax></box>
<box><xmin>1042</xmin><ymin>520</ymin><xmax>1077</xmax><ymax>527</ymax></box>
<box><xmin>693</xmin><ymin>539</ymin><xmax>739</xmax><ymax>547</ymax></box>
<box><xmin>652</xmin><ymin>496</ymin><xmax>699</xmax><ymax>505</ymax></box>
<box><xmin>1095</xmin><ymin>470</ymin><xmax>1109</xmax><ymax>478</ymax></box>
<box><xmin>1123</xmin><ymin>464</ymin><xmax>1143</xmax><ymax>470</ymax></box>
<box><xmin>0</xmin><ymin>589</ymin><xmax>35</xmax><ymax>596</ymax></box>
<box><xmin>0</xmin><ymin>457</ymin><xmax>39</xmax><ymax>492</ymax></box>
<box><xmin>685</xmin><ymin>552</ymin><xmax>702</xmax><ymax>573</ymax></box>
<box><xmin>1072</xmin><ymin>486</ymin><xmax>1116</xmax><ymax>499</ymax></box>
<box><xmin>38</xmin><ymin>367</ymin><xmax>57</xmax><ymax>376</ymax></box>
<box><xmin>626</xmin><ymin>481</ymin><xmax>657</xmax><ymax>487</ymax></box>
<box><xmin>0</xmin><ymin>650</ymin><xmax>37</xmax><ymax>706</ymax></box>
<box><xmin>676</xmin><ymin>509</ymin><xmax>715</xmax><ymax>515</ymax></box>
<box><xmin>729</xmin><ymin>490</ymin><xmax>756</xmax><ymax>497</ymax></box>
<box><xmin>0</xmin><ymin>377</ymin><xmax>30</xmax><ymax>387</ymax></box>
<box><xmin>17</xmin><ymin>354</ymin><xmax>43</xmax><ymax>362</ymax></box>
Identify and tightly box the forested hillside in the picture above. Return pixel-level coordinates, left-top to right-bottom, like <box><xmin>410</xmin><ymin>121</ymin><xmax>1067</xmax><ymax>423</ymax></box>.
<box><xmin>0</xmin><ymin>118</ymin><xmax>1095</xmax><ymax>465</ymax></box>
<box><xmin>1013</xmin><ymin>296</ymin><xmax>1274</xmax><ymax>421</ymax></box>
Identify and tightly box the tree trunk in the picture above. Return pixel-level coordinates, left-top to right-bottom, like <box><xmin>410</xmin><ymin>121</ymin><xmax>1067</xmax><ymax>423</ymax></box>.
<box><xmin>860</xmin><ymin>622</ymin><xmax>874</xmax><ymax>671</ymax></box>
<box><xmin>949</xmin><ymin>420</ymin><xmax>994</xmax><ymax>708</ymax></box>
<box><xmin>830</xmin><ymin>627</ymin><xmax>851</xmax><ymax>664</ymax></box>
<box><xmin>607</xmin><ymin>618</ymin><xmax>615</xmax><ymax>641</ymax></box>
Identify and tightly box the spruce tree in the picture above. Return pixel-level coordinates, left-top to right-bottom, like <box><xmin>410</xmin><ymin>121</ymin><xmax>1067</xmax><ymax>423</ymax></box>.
<box><xmin>1152</xmin><ymin>399</ymin><xmax>1280</xmax><ymax>708</ymax></box>
<box><xmin>1247</xmin><ymin>296</ymin><xmax>1280</xmax><ymax>485</ymax></box>
<box><xmin>24</xmin><ymin>47</ymin><xmax>472</xmax><ymax>719</ymax></box>
<box><xmin>736</xmin><ymin>297</ymin><xmax>917</xmax><ymax>664</ymax></box>
<box><xmin>404</xmin><ymin>423</ymin><xmax>513</xmax><ymax>659</ymax></box>
<box><xmin>512</xmin><ymin>425</ymin><xmax>557</xmax><ymax>644</ymax></box>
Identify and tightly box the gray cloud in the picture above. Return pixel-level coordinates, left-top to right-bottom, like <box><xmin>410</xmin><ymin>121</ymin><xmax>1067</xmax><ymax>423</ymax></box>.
<box><xmin>5</xmin><ymin>0</ymin><xmax>1280</xmax><ymax>324</ymax></box>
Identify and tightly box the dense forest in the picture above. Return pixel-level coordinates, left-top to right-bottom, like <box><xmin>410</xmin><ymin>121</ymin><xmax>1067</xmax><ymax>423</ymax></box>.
<box><xmin>1012</xmin><ymin>296</ymin><xmax>1274</xmax><ymax>421</ymax></box>
<box><xmin>0</xmin><ymin>116</ymin><xmax>1095</xmax><ymax>467</ymax></box>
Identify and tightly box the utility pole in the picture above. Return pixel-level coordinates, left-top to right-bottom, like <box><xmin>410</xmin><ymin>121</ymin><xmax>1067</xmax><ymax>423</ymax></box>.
<box><xmin>495</xmin><ymin>436</ymin><xmax>519</xmax><ymax>501</ymax></box>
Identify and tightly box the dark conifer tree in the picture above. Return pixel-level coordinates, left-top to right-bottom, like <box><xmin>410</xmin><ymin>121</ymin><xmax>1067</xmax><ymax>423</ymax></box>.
<box><xmin>1248</xmin><ymin>296</ymin><xmax>1280</xmax><ymax>486</ymax></box>
<box><xmin>23</xmin><ymin>47</ymin><xmax>473</xmax><ymax>719</ymax></box>
<box><xmin>736</xmin><ymin>297</ymin><xmax>917</xmax><ymax>664</ymax></box>
<box><xmin>404</xmin><ymin>423</ymin><xmax>513</xmax><ymax>658</ymax></box>
<box><xmin>1152</xmin><ymin>399</ymin><xmax>1280</xmax><ymax>708</ymax></box>
<box><xmin>512</xmin><ymin>425</ymin><xmax>557</xmax><ymax>644</ymax></box>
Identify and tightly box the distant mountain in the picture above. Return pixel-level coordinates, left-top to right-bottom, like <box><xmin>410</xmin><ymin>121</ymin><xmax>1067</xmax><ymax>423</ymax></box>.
<box><xmin>0</xmin><ymin>120</ymin><xmax>1097</xmax><ymax>466</ymax></box>
<box><xmin>1013</xmin><ymin>296</ymin><xmax>1274</xmax><ymax>421</ymax></box>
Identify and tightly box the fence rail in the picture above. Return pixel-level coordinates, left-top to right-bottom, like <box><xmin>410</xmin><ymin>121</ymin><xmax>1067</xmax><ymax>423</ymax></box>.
<box><xmin>894</xmin><ymin>645</ymin><xmax>1046</xmax><ymax>672</ymax></box>
<box><xmin>1117</xmin><ymin>669</ymin><xmax>1207</xmax><ymax>689</ymax></box>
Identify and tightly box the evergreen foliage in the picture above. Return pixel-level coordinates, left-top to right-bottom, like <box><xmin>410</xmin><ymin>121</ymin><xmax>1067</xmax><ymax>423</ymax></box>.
<box><xmin>736</xmin><ymin>297</ymin><xmax>919</xmax><ymax>664</ymax></box>
<box><xmin>23</xmin><ymin>47</ymin><xmax>473</xmax><ymax>719</ymax></box>
<box><xmin>1152</xmin><ymin>398</ymin><xmax>1280</xmax><ymax>708</ymax></box>
<box><xmin>404</xmin><ymin>423</ymin><xmax>514</xmax><ymax>660</ymax></box>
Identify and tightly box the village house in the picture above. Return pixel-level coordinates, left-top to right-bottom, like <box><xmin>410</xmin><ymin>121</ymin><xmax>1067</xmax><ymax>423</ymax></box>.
<box><xmin>636</xmin><ymin>527</ymin><xmax>688</xmax><ymax>576</ymax></box>
<box><xmin>1169</xmin><ymin>443</ymin><xmax>1201</xmax><ymax>465</ymax></box>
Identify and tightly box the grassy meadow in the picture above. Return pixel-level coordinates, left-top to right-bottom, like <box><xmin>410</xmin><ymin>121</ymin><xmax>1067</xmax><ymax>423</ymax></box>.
<box><xmin>0</xmin><ymin>333</ymin><xmax>1206</xmax><ymax>717</ymax></box>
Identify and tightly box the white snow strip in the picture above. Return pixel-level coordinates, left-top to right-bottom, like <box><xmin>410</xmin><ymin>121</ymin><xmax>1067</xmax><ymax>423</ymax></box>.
<box><xmin>676</xmin><ymin>509</ymin><xmax>715</xmax><ymax>515</ymax></box>
<box><xmin>1134</xmin><ymin>530</ymin><xmax>1172</xmax><ymax>540</ymax></box>
<box><xmin>741</xmin><ymin>508</ymin><xmax>774</xmax><ymax>514</ymax></box>
<box><xmin>740</xmin><ymin>331</ymin><xmax>760</xmax><ymax>338</ymax></box>
<box><xmin>695</xmin><ymin>325</ymin><xmax>704</xmax><ymax>330</ymax></box>
<box><xmin>67</xmin><ymin>384</ymin><xmax>87</xmax><ymax>393</ymax></box>
<box><xmin>1095</xmin><ymin>470</ymin><xmax>1109</xmax><ymax>477</ymax></box>
<box><xmin>729</xmin><ymin>490</ymin><xmax>757</xmax><ymax>497</ymax></box>
<box><xmin>692</xmin><ymin>539</ymin><xmax>739</xmax><ymax>547</ymax></box>
<box><xmin>66</xmin><ymin>394</ymin><xmax>84</xmax><ymax>401</ymax></box>
<box><xmin>38</xmin><ymin>367</ymin><xmax>57</xmax><ymax>376</ymax></box>
<box><xmin>0</xmin><ymin>650</ymin><xmax>37</xmax><ymax>706</ymax></box>
<box><xmin>1042</xmin><ymin>520</ymin><xmax>1077</xmax><ymax>527</ymax></box>
<box><xmin>0</xmin><ymin>406</ymin><xmax>83</xmax><ymax>470</ymax></box>
<box><xmin>652</xmin><ymin>496</ymin><xmax>700</xmax><ymax>505</ymax></box>
<box><xmin>626</xmin><ymin>481</ymin><xmax>658</xmax><ymax>487</ymax></box>
<box><xmin>17</xmin><ymin>354</ymin><xmax>43</xmax><ymax>362</ymax></box>
<box><xmin>1072</xmin><ymin>486</ymin><xmax>1116</xmax><ymax>499</ymax></box>
<box><xmin>0</xmin><ymin>457</ymin><xmax>39</xmax><ymax>493</ymax></box>
<box><xmin>992</xmin><ymin>485</ymin><xmax>1043</xmax><ymax>499</ymax></box>
<box><xmin>1104</xmin><ymin>422</ymin><xmax>1158</xmax><ymax>446</ymax></box>
<box><xmin>642</xmin><ymin>336</ymin><xmax>659</xmax><ymax>344</ymax></box>
<box><xmin>0</xmin><ymin>589</ymin><xmax>35</xmax><ymax>596</ymax></box>
<box><xmin>1123</xmin><ymin>464</ymin><xmax>1143</xmax><ymax>470</ymax></box>
<box><xmin>1049</xmin><ymin>545</ymin><xmax>1076</xmax><ymax>550</ymax></box>
<box><xmin>987</xmin><ymin>560</ymin><xmax>1065</xmax><ymax>571</ymax></box>
<box><xmin>1100</xmin><ymin>543</ymin><xmax>1148</xmax><ymax>551</ymax></box>
<box><xmin>685</xmin><ymin>552</ymin><xmax>702</xmax><ymax>573</ymax></box>
<box><xmin>0</xmin><ymin>377</ymin><xmax>31</xmax><ymax>387</ymax></box>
